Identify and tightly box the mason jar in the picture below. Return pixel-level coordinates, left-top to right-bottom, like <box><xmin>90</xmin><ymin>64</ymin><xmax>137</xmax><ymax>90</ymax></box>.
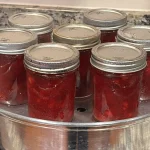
<box><xmin>52</xmin><ymin>24</ymin><xmax>100</xmax><ymax>104</ymax></box>
<box><xmin>0</xmin><ymin>28</ymin><xmax>37</xmax><ymax>105</ymax></box>
<box><xmin>24</xmin><ymin>43</ymin><xmax>79</xmax><ymax>122</ymax></box>
<box><xmin>8</xmin><ymin>12</ymin><xmax>53</xmax><ymax>43</ymax></box>
<box><xmin>117</xmin><ymin>25</ymin><xmax>150</xmax><ymax>101</ymax></box>
<box><xmin>91</xmin><ymin>43</ymin><xmax>146</xmax><ymax>121</ymax></box>
<box><xmin>83</xmin><ymin>8</ymin><xmax>127</xmax><ymax>43</ymax></box>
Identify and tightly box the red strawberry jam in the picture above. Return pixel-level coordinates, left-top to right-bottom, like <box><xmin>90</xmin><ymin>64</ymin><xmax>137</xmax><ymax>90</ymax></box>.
<box><xmin>8</xmin><ymin>12</ymin><xmax>53</xmax><ymax>43</ymax></box>
<box><xmin>92</xmin><ymin>67</ymin><xmax>143</xmax><ymax>121</ymax></box>
<box><xmin>24</xmin><ymin>43</ymin><xmax>79</xmax><ymax>121</ymax></box>
<box><xmin>26</xmin><ymin>69</ymin><xmax>76</xmax><ymax>121</ymax></box>
<box><xmin>76</xmin><ymin>49</ymin><xmax>92</xmax><ymax>98</ymax></box>
<box><xmin>0</xmin><ymin>54</ymin><xmax>27</xmax><ymax>104</ymax></box>
<box><xmin>0</xmin><ymin>28</ymin><xmax>37</xmax><ymax>105</ymax></box>
<box><xmin>83</xmin><ymin>8</ymin><xmax>127</xmax><ymax>43</ymax></box>
<box><xmin>91</xmin><ymin>43</ymin><xmax>146</xmax><ymax>121</ymax></box>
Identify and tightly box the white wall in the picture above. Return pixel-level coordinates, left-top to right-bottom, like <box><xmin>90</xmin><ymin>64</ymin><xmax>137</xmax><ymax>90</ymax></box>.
<box><xmin>0</xmin><ymin>0</ymin><xmax>149</xmax><ymax>11</ymax></box>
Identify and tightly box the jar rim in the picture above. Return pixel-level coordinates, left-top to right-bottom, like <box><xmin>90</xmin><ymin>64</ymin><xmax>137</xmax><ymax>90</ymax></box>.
<box><xmin>91</xmin><ymin>42</ymin><xmax>147</xmax><ymax>73</ymax></box>
<box><xmin>83</xmin><ymin>8</ymin><xmax>127</xmax><ymax>30</ymax></box>
<box><xmin>0</xmin><ymin>28</ymin><xmax>37</xmax><ymax>54</ymax></box>
<box><xmin>52</xmin><ymin>23</ymin><xmax>100</xmax><ymax>50</ymax></box>
<box><xmin>8</xmin><ymin>12</ymin><xmax>54</xmax><ymax>35</ymax></box>
<box><xmin>24</xmin><ymin>43</ymin><xmax>80</xmax><ymax>74</ymax></box>
<box><xmin>117</xmin><ymin>25</ymin><xmax>150</xmax><ymax>51</ymax></box>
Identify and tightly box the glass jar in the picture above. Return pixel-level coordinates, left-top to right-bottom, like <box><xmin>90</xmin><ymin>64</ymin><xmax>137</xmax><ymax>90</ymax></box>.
<box><xmin>91</xmin><ymin>43</ymin><xmax>146</xmax><ymax>121</ymax></box>
<box><xmin>8</xmin><ymin>12</ymin><xmax>53</xmax><ymax>43</ymax></box>
<box><xmin>0</xmin><ymin>28</ymin><xmax>37</xmax><ymax>105</ymax></box>
<box><xmin>52</xmin><ymin>24</ymin><xmax>100</xmax><ymax>103</ymax></box>
<box><xmin>83</xmin><ymin>8</ymin><xmax>127</xmax><ymax>43</ymax></box>
<box><xmin>117</xmin><ymin>25</ymin><xmax>150</xmax><ymax>101</ymax></box>
<box><xmin>24</xmin><ymin>43</ymin><xmax>79</xmax><ymax>122</ymax></box>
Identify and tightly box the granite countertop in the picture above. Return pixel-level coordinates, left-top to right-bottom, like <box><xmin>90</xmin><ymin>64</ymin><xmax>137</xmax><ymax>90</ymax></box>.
<box><xmin>0</xmin><ymin>4</ymin><xmax>149</xmax><ymax>28</ymax></box>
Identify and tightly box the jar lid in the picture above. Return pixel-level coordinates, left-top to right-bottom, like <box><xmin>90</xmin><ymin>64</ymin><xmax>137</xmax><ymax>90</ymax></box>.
<box><xmin>83</xmin><ymin>8</ymin><xmax>127</xmax><ymax>30</ymax></box>
<box><xmin>8</xmin><ymin>12</ymin><xmax>54</xmax><ymax>35</ymax></box>
<box><xmin>24</xmin><ymin>43</ymin><xmax>79</xmax><ymax>74</ymax></box>
<box><xmin>117</xmin><ymin>25</ymin><xmax>150</xmax><ymax>51</ymax></box>
<box><xmin>52</xmin><ymin>24</ymin><xmax>100</xmax><ymax>50</ymax></box>
<box><xmin>0</xmin><ymin>28</ymin><xmax>37</xmax><ymax>54</ymax></box>
<box><xmin>91</xmin><ymin>42</ymin><xmax>146</xmax><ymax>73</ymax></box>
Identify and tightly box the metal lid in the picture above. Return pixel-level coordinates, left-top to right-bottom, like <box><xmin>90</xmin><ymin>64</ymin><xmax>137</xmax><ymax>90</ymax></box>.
<box><xmin>0</xmin><ymin>28</ymin><xmax>37</xmax><ymax>54</ymax></box>
<box><xmin>52</xmin><ymin>24</ymin><xmax>100</xmax><ymax>50</ymax></box>
<box><xmin>91</xmin><ymin>42</ymin><xmax>146</xmax><ymax>73</ymax></box>
<box><xmin>117</xmin><ymin>25</ymin><xmax>150</xmax><ymax>51</ymax></box>
<box><xmin>24</xmin><ymin>43</ymin><xmax>79</xmax><ymax>74</ymax></box>
<box><xmin>83</xmin><ymin>8</ymin><xmax>127</xmax><ymax>30</ymax></box>
<box><xmin>8</xmin><ymin>12</ymin><xmax>54</xmax><ymax>35</ymax></box>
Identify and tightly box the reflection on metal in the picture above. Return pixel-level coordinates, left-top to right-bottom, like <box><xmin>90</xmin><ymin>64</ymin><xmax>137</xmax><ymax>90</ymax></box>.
<box><xmin>0</xmin><ymin>100</ymin><xmax>150</xmax><ymax>150</ymax></box>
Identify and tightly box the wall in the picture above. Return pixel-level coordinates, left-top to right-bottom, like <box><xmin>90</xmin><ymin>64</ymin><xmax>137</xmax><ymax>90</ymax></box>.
<box><xmin>0</xmin><ymin>0</ymin><xmax>149</xmax><ymax>11</ymax></box>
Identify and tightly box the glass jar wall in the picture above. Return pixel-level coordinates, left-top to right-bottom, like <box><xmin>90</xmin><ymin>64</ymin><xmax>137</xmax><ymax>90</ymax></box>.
<box><xmin>0</xmin><ymin>28</ymin><xmax>37</xmax><ymax>105</ymax></box>
<box><xmin>91</xmin><ymin>43</ymin><xmax>146</xmax><ymax>121</ymax></box>
<box><xmin>24</xmin><ymin>43</ymin><xmax>79</xmax><ymax>121</ymax></box>
<box><xmin>52</xmin><ymin>24</ymin><xmax>100</xmax><ymax>102</ymax></box>
<box><xmin>117</xmin><ymin>25</ymin><xmax>150</xmax><ymax>101</ymax></box>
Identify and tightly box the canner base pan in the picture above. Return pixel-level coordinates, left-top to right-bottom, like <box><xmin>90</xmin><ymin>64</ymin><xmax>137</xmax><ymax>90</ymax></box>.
<box><xmin>0</xmin><ymin>100</ymin><xmax>150</xmax><ymax>150</ymax></box>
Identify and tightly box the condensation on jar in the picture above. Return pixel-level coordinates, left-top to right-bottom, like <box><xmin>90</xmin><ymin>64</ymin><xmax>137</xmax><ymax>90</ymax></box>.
<box><xmin>0</xmin><ymin>28</ymin><xmax>37</xmax><ymax>105</ymax></box>
<box><xmin>91</xmin><ymin>43</ymin><xmax>146</xmax><ymax>121</ymax></box>
<box><xmin>24</xmin><ymin>43</ymin><xmax>79</xmax><ymax>122</ymax></box>
<box><xmin>83</xmin><ymin>8</ymin><xmax>127</xmax><ymax>43</ymax></box>
<box><xmin>52</xmin><ymin>24</ymin><xmax>100</xmax><ymax>103</ymax></box>
<box><xmin>117</xmin><ymin>25</ymin><xmax>150</xmax><ymax>101</ymax></box>
<box><xmin>8</xmin><ymin>12</ymin><xmax>53</xmax><ymax>43</ymax></box>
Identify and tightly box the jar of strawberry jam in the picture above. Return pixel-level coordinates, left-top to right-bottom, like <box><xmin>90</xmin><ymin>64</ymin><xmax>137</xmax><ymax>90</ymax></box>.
<box><xmin>117</xmin><ymin>25</ymin><xmax>150</xmax><ymax>101</ymax></box>
<box><xmin>83</xmin><ymin>8</ymin><xmax>127</xmax><ymax>43</ymax></box>
<box><xmin>24</xmin><ymin>43</ymin><xmax>79</xmax><ymax>121</ymax></box>
<box><xmin>53</xmin><ymin>24</ymin><xmax>100</xmax><ymax>103</ymax></box>
<box><xmin>91</xmin><ymin>43</ymin><xmax>146</xmax><ymax>121</ymax></box>
<box><xmin>0</xmin><ymin>28</ymin><xmax>37</xmax><ymax>105</ymax></box>
<box><xmin>8</xmin><ymin>12</ymin><xmax>53</xmax><ymax>43</ymax></box>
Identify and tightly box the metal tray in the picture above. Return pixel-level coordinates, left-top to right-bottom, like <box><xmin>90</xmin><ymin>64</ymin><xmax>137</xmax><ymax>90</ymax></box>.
<box><xmin>0</xmin><ymin>100</ymin><xmax>150</xmax><ymax>150</ymax></box>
